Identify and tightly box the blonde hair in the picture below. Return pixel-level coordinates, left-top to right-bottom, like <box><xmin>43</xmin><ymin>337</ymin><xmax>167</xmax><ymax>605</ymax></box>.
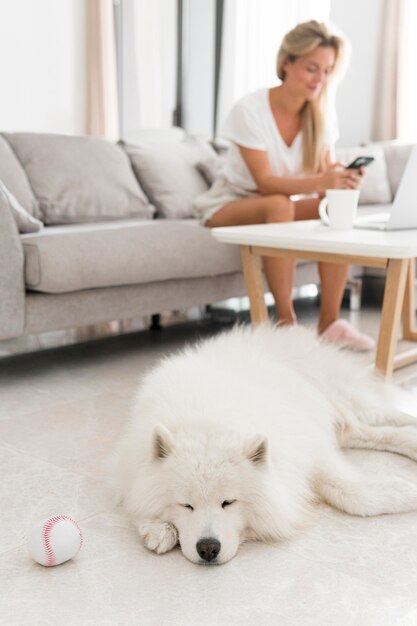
<box><xmin>276</xmin><ymin>21</ymin><xmax>347</xmax><ymax>174</ymax></box>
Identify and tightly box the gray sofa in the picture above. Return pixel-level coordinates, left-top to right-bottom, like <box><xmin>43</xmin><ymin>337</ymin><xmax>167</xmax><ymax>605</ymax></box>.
<box><xmin>0</xmin><ymin>128</ymin><xmax>413</xmax><ymax>342</ymax></box>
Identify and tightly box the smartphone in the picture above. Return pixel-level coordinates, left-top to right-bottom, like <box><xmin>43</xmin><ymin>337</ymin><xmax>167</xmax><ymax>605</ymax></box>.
<box><xmin>346</xmin><ymin>156</ymin><xmax>375</xmax><ymax>169</ymax></box>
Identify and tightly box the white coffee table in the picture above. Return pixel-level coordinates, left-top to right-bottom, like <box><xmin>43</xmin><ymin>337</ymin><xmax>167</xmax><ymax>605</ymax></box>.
<box><xmin>212</xmin><ymin>220</ymin><xmax>417</xmax><ymax>378</ymax></box>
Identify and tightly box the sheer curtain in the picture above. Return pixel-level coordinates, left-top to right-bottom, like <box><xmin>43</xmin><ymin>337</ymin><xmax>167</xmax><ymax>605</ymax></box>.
<box><xmin>372</xmin><ymin>0</ymin><xmax>417</xmax><ymax>142</ymax></box>
<box><xmin>397</xmin><ymin>0</ymin><xmax>417</xmax><ymax>141</ymax></box>
<box><xmin>86</xmin><ymin>0</ymin><xmax>119</xmax><ymax>139</ymax></box>
<box><xmin>371</xmin><ymin>0</ymin><xmax>404</xmax><ymax>141</ymax></box>
<box><xmin>123</xmin><ymin>0</ymin><xmax>177</xmax><ymax>132</ymax></box>
<box><xmin>216</xmin><ymin>0</ymin><xmax>331</xmax><ymax>137</ymax></box>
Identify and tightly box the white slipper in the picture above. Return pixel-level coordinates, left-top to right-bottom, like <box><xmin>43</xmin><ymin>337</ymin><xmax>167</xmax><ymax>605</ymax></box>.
<box><xmin>320</xmin><ymin>319</ymin><xmax>376</xmax><ymax>352</ymax></box>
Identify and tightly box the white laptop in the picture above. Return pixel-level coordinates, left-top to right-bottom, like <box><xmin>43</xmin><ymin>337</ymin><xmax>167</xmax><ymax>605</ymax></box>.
<box><xmin>354</xmin><ymin>144</ymin><xmax>417</xmax><ymax>230</ymax></box>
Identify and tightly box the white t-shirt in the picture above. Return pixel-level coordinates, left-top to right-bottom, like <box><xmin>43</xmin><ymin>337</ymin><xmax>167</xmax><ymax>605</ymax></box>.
<box><xmin>220</xmin><ymin>88</ymin><xmax>339</xmax><ymax>193</ymax></box>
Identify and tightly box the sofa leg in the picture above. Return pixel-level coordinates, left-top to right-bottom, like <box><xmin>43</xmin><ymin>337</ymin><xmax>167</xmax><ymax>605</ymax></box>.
<box><xmin>150</xmin><ymin>314</ymin><xmax>162</xmax><ymax>330</ymax></box>
<box><xmin>348</xmin><ymin>277</ymin><xmax>363</xmax><ymax>311</ymax></box>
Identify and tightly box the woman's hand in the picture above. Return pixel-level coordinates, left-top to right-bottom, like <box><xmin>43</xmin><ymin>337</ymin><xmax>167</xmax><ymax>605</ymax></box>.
<box><xmin>318</xmin><ymin>162</ymin><xmax>362</xmax><ymax>193</ymax></box>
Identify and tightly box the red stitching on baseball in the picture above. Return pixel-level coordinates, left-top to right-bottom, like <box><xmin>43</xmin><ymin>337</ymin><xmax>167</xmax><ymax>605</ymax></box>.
<box><xmin>41</xmin><ymin>515</ymin><xmax>83</xmax><ymax>567</ymax></box>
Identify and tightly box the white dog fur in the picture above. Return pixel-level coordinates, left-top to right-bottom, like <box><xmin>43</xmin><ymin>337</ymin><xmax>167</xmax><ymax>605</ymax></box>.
<box><xmin>112</xmin><ymin>324</ymin><xmax>417</xmax><ymax>565</ymax></box>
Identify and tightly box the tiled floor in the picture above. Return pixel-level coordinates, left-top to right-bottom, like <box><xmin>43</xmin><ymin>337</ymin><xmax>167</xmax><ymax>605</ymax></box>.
<box><xmin>1</xmin><ymin>302</ymin><xmax>417</xmax><ymax>626</ymax></box>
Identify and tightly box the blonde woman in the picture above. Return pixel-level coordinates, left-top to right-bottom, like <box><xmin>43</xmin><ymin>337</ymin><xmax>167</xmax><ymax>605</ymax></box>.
<box><xmin>194</xmin><ymin>20</ymin><xmax>374</xmax><ymax>351</ymax></box>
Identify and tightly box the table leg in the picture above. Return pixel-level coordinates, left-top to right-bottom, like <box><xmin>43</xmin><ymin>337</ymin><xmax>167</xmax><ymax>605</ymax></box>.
<box><xmin>375</xmin><ymin>258</ymin><xmax>409</xmax><ymax>378</ymax></box>
<box><xmin>240</xmin><ymin>245</ymin><xmax>269</xmax><ymax>325</ymax></box>
<box><xmin>402</xmin><ymin>258</ymin><xmax>417</xmax><ymax>340</ymax></box>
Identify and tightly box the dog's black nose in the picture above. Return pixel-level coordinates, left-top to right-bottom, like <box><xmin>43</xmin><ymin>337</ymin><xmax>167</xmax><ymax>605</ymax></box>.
<box><xmin>196</xmin><ymin>538</ymin><xmax>221</xmax><ymax>562</ymax></box>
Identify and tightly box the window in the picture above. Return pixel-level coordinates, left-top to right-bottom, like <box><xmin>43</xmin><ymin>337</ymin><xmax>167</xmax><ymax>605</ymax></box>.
<box><xmin>216</xmin><ymin>0</ymin><xmax>331</xmax><ymax>136</ymax></box>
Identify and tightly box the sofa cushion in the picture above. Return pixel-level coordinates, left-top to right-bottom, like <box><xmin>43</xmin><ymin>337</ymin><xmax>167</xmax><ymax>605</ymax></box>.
<box><xmin>3</xmin><ymin>133</ymin><xmax>155</xmax><ymax>224</ymax></box>
<box><xmin>335</xmin><ymin>144</ymin><xmax>392</xmax><ymax>205</ymax></box>
<box><xmin>21</xmin><ymin>219</ymin><xmax>242</xmax><ymax>293</ymax></box>
<box><xmin>0</xmin><ymin>135</ymin><xmax>41</xmax><ymax>218</ymax></box>
<box><xmin>0</xmin><ymin>185</ymin><xmax>25</xmax><ymax>339</ymax></box>
<box><xmin>0</xmin><ymin>181</ymin><xmax>43</xmax><ymax>233</ymax></box>
<box><xmin>122</xmin><ymin>136</ymin><xmax>217</xmax><ymax>219</ymax></box>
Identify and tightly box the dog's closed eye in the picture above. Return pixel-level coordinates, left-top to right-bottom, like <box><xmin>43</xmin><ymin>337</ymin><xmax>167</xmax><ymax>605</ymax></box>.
<box><xmin>222</xmin><ymin>500</ymin><xmax>236</xmax><ymax>509</ymax></box>
<box><xmin>181</xmin><ymin>504</ymin><xmax>194</xmax><ymax>511</ymax></box>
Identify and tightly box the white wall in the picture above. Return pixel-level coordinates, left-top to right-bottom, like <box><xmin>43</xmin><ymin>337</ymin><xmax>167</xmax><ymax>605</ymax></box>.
<box><xmin>330</xmin><ymin>0</ymin><xmax>382</xmax><ymax>146</ymax></box>
<box><xmin>0</xmin><ymin>0</ymin><xmax>86</xmax><ymax>134</ymax></box>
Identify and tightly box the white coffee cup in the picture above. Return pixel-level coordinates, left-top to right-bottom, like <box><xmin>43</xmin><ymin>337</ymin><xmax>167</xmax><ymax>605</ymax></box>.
<box><xmin>318</xmin><ymin>189</ymin><xmax>360</xmax><ymax>230</ymax></box>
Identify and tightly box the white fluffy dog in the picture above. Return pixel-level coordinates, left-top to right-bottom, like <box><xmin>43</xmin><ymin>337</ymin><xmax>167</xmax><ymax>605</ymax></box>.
<box><xmin>112</xmin><ymin>324</ymin><xmax>417</xmax><ymax>565</ymax></box>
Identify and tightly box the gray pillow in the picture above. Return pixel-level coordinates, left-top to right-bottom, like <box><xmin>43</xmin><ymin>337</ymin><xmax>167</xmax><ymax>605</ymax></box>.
<box><xmin>196</xmin><ymin>155</ymin><xmax>222</xmax><ymax>186</ymax></box>
<box><xmin>0</xmin><ymin>134</ymin><xmax>41</xmax><ymax>218</ymax></box>
<box><xmin>335</xmin><ymin>145</ymin><xmax>392</xmax><ymax>205</ymax></box>
<box><xmin>3</xmin><ymin>133</ymin><xmax>155</xmax><ymax>224</ymax></box>
<box><xmin>0</xmin><ymin>180</ymin><xmax>43</xmax><ymax>233</ymax></box>
<box><xmin>122</xmin><ymin>136</ymin><xmax>218</xmax><ymax>219</ymax></box>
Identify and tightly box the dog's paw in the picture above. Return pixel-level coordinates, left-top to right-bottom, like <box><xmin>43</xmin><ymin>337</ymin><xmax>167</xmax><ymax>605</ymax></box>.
<box><xmin>137</xmin><ymin>520</ymin><xmax>179</xmax><ymax>554</ymax></box>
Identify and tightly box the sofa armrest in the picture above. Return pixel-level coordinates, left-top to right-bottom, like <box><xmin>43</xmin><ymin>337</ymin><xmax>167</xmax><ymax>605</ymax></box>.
<box><xmin>0</xmin><ymin>203</ymin><xmax>25</xmax><ymax>339</ymax></box>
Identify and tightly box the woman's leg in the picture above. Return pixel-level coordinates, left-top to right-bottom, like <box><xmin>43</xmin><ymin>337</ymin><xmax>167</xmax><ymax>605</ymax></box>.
<box><xmin>207</xmin><ymin>194</ymin><xmax>297</xmax><ymax>324</ymax></box>
<box><xmin>208</xmin><ymin>195</ymin><xmax>349</xmax><ymax>330</ymax></box>
<box><xmin>294</xmin><ymin>197</ymin><xmax>349</xmax><ymax>333</ymax></box>
<box><xmin>317</xmin><ymin>263</ymin><xmax>349</xmax><ymax>334</ymax></box>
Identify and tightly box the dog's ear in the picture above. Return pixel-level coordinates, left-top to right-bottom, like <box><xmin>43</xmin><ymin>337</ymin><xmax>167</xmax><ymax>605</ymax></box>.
<box><xmin>152</xmin><ymin>424</ymin><xmax>174</xmax><ymax>460</ymax></box>
<box><xmin>245</xmin><ymin>434</ymin><xmax>268</xmax><ymax>466</ymax></box>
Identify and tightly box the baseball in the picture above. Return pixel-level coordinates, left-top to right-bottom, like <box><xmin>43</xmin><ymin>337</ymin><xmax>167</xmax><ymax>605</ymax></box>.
<box><xmin>27</xmin><ymin>515</ymin><xmax>83</xmax><ymax>567</ymax></box>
